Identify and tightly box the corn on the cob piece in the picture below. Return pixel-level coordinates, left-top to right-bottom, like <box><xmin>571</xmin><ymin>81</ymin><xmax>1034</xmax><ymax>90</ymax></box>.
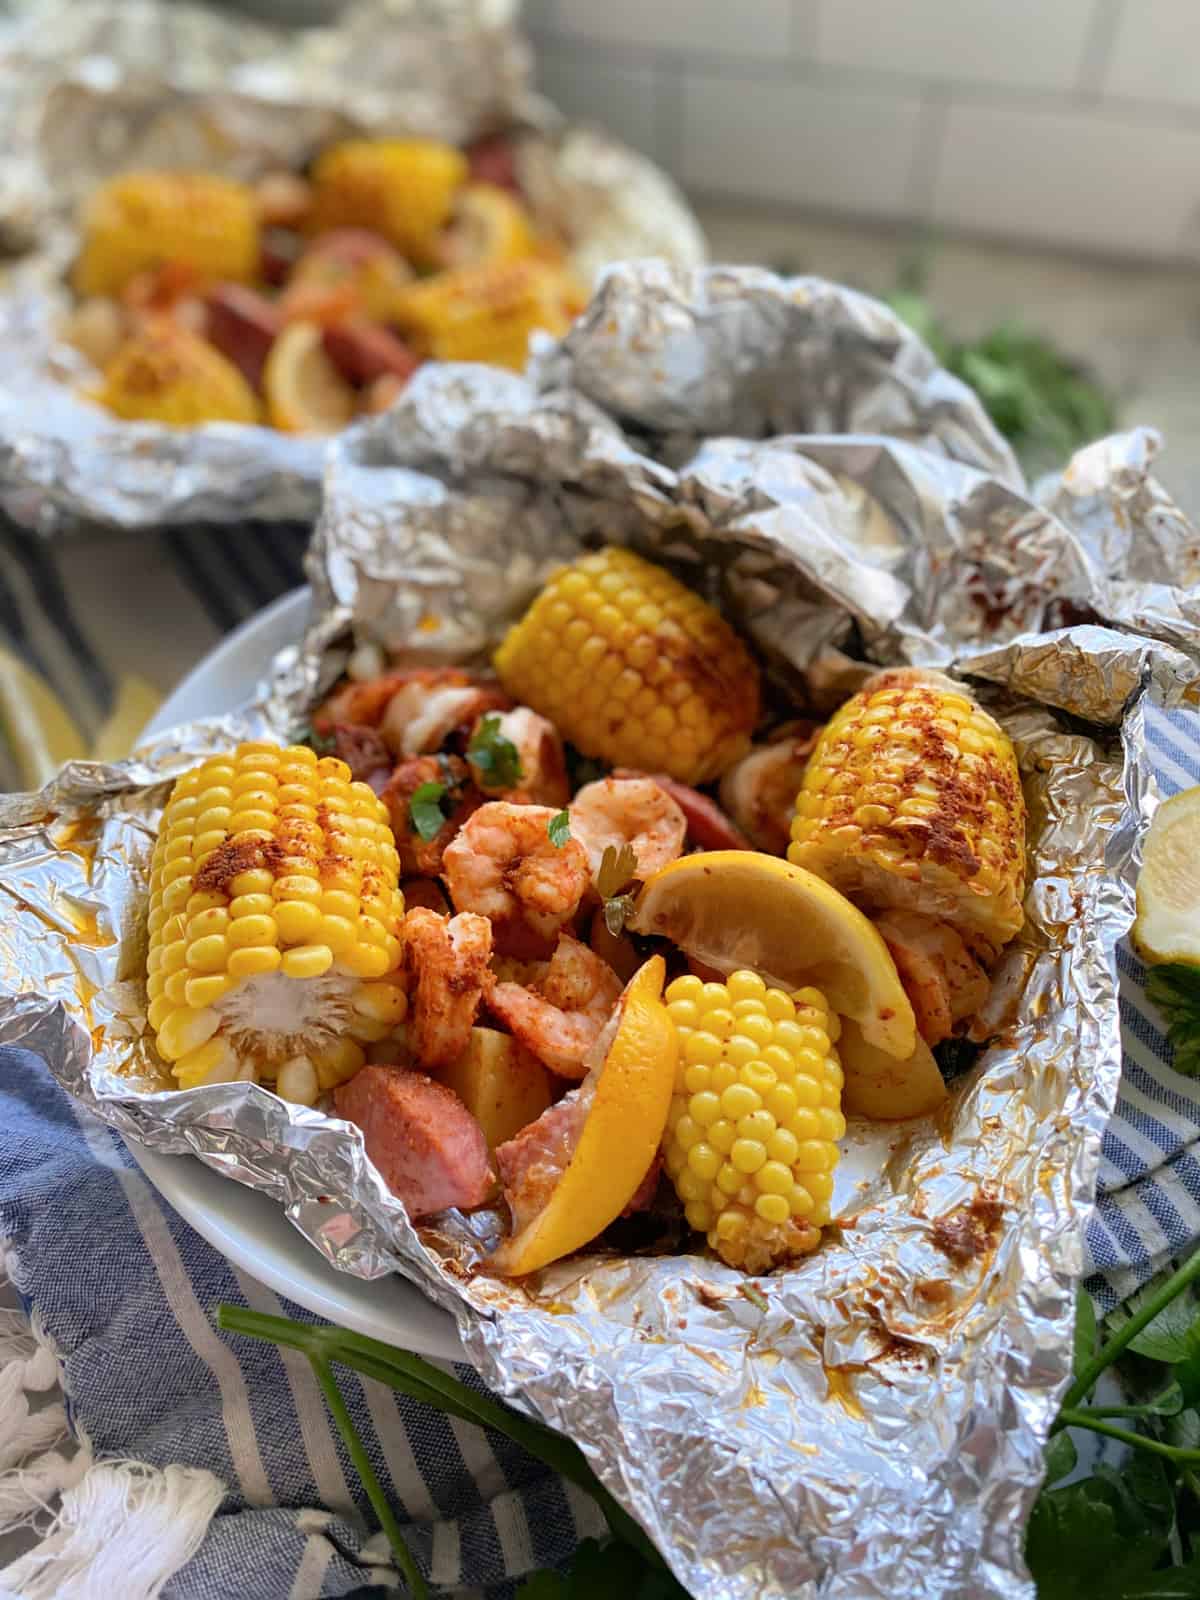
<box><xmin>662</xmin><ymin>970</ymin><xmax>843</xmax><ymax>1272</ymax></box>
<box><xmin>390</xmin><ymin>259</ymin><xmax>578</xmax><ymax>369</ymax></box>
<box><xmin>494</xmin><ymin>548</ymin><xmax>761</xmax><ymax>784</ymax></box>
<box><xmin>788</xmin><ymin>668</ymin><xmax>1025</xmax><ymax>950</ymax></box>
<box><xmin>146</xmin><ymin>742</ymin><xmax>407</xmax><ymax>1104</ymax></box>
<box><xmin>96</xmin><ymin>323</ymin><xmax>261</xmax><ymax>426</ymax></box>
<box><xmin>441</xmin><ymin>183</ymin><xmax>536</xmax><ymax>267</ymax></box>
<box><xmin>308</xmin><ymin>139</ymin><xmax>467</xmax><ymax>263</ymax></box>
<box><xmin>72</xmin><ymin>172</ymin><xmax>258</xmax><ymax>299</ymax></box>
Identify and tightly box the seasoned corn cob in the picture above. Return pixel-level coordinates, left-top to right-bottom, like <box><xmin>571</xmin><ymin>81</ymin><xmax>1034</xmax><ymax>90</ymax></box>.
<box><xmin>391</xmin><ymin>259</ymin><xmax>578</xmax><ymax>369</ymax></box>
<box><xmin>308</xmin><ymin>139</ymin><xmax>467</xmax><ymax>262</ymax></box>
<box><xmin>788</xmin><ymin>668</ymin><xmax>1026</xmax><ymax>950</ymax></box>
<box><xmin>146</xmin><ymin>742</ymin><xmax>407</xmax><ymax>1104</ymax></box>
<box><xmin>72</xmin><ymin>172</ymin><xmax>258</xmax><ymax>299</ymax></box>
<box><xmin>494</xmin><ymin>548</ymin><xmax>761</xmax><ymax>784</ymax></box>
<box><xmin>96</xmin><ymin>324</ymin><xmax>261</xmax><ymax>426</ymax></box>
<box><xmin>442</xmin><ymin>183</ymin><xmax>536</xmax><ymax>267</ymax></box>
<box><xmin>662</xmin><ymin>970</ymin><xmax>843</xmax><ymax>1272</ymax></box>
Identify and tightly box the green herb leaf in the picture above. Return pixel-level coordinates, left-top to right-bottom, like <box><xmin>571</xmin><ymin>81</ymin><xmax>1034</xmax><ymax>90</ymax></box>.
<box><xmin>467</xmin><ymin>713</ymin><xmax>523</xmax><ymax>789</ymax></box>
<box><xmin>1121</xmin><ymin>1560</ymin><xmax>1200</xmax><ymax>1598</ymax></box>
<box><xmin>1043</xmin><ymin>1428</ymin><xmax>1077</xmax><ymax>1487</ymax></box>
<box><xmin>1118</xmin><ymin>1280</ymin><xmax>1200</xmax><ymax>1366</ymax></box>
<box><xmin>410</xmin><ymin>781</ymin><xmax>448</xmax><ymax>841</ymax></box>
<box><xmin>1075</xmin><ymin>1286</ymin><xmax>1098</xmax><ymax>1377</ymax></box>
<box><xmin>548</xmin><ymin>808</ymin><xmax>572</xmax><ymax>848</ymax></box>
<box><xmin>296</xmin><ymin>720</ymin><xmax>336</xmax><ymax>757</ymax></box>
<box><xmin>1146</xmin><ymin>965</ymin><xmax>1200</xmax><ymax>1078</ymax></box>
<box><xmin>516</xmin><ymin>1540</ymin><xmax>689</xmax><ymax>1600</ymax></box>
<box><xmin>597</xmin><ymin>843</ymin><xmax>638</xmax><ymax>901</ymax></box>
<box><xmin>1025</xmin><ymin>1475</ymin><xmax>1168</xmax><ymax>1600</ymax></box>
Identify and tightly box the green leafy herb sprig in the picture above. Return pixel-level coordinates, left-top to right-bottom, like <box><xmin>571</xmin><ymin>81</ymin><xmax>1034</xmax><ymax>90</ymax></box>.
<box><xmin>887</xmin><ymin>282</ymin><xmax>1115</xmax><ymax>470</ymax></box>
<box><xmin>1146</xmin><ymin>966</ymin><xmax>1200</xmax><ymax>1079</ymax></box>
<box><xmin>467</xmin><ymin>714</ymin><xmax>523</xmax><ymax>790</ymax></box>
<box><xmin>1029</xmin><ymin>1251</ymin><xmax>1200</xmax><ymax>1598</ymax></box>
<box><xmin>409</xmin><ymin>781</ymin><xmax>449</xmax><ymax>842</ymax></box>
<box><xmin>597</xmin><ymin>843</ymin><xmax>639</xmax><ymax>937</ymax></box>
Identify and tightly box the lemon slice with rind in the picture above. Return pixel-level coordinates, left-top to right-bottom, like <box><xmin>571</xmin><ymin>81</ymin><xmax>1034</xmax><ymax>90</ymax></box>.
<box><xmin>1134</xmin><ymin>787</ymin><xmax>1200</xmax><ymax>965</ymax></box>
<box><xmin>630</xmin><ymin>851</ymin><xmax>916</xmax><ymax>1060</ymax></box>
<box><xmin>264</xmin><ymin>320</ymin><xmax>356</xmax><ymax>434</ymax></box>
<box><xmin>489</xmin><ymin>955</ymin><xmax>677</xmax><ymax>1277</ymax></box>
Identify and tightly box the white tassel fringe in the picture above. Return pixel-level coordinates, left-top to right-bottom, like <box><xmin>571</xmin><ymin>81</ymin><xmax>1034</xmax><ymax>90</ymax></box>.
<box><xmin>0</xmin><ymin>1250</ymin><xmax>225</xmax><ymax>1599</ymax></box>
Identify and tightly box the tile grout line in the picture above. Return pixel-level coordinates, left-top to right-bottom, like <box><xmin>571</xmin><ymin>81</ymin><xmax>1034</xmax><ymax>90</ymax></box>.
<box><xmin>1075</xmin><ymin>0</ymin><xmax>1124</xmax><ymax>96</ymax></box>
<box><xmin>905</xmin><ymin>82</ymin><xmax>950</xmax><ymax>225</ymax></box>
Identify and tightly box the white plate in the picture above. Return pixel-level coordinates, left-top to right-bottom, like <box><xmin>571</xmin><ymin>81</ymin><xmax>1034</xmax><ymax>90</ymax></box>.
<box><xmin>133</xmin><ymin>586</ymin><xmax>464</xmax><ymax>1358</ymax></box>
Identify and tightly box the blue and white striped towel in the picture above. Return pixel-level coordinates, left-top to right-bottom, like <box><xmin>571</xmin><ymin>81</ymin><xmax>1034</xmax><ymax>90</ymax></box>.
<box><xmin>1086</xmin><ymin>701</ymin><xmax>1200</xmax><ymax>1312</ymax></box>
<box><xmin>0</xmin><ymin>1054</ymin><xmax>603</xmax><ymax>1599</ymax></box>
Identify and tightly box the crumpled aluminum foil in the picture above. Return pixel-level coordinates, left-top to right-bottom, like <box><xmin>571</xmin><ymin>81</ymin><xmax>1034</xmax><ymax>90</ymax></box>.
<box><xmin>0</xmin><ymin>0</ymin><xmax>705</xmax><ymax>532</ymax></box>
<box><xmin>2</xmin><ymin>265</ymin><xmax>1197</xmax><ymax>1598</ymax></box>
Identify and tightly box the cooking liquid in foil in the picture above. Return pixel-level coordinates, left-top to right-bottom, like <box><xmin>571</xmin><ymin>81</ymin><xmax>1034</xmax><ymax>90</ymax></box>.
<box><xmin>3</xmin><ymin>263</ymin><xmax>1199</xmax><ymax>1598</ymax></box>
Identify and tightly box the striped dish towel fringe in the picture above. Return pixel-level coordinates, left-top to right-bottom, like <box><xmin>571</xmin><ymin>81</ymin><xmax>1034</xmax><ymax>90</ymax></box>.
<box><xmin>0</xmin><ymin>1052</ymin><xmax>603</xmax><ymax>1599</ymax></box>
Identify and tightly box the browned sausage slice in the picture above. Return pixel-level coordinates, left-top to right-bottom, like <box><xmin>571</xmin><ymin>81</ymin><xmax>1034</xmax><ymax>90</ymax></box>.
<box><xmin>322</xmin><ymin>321</ymin><xmax>420</xmax><ymax>387</ymax></box>
<box><xmin>204</xmin><ymin>284</ymin><xmax>283</xmax><ymax>390</ymax></box>
<box><xmin>334</xmin><ymin>1065</ymin><xmax>494</xmax><ymax>1218</ymax></box>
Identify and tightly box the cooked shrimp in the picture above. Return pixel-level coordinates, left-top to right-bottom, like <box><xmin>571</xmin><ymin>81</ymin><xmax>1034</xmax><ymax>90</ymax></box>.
<box><xmin>442</xmin><ymin>801</ymin><xmax>590</xmax><ymax>958</ymax></box>
<box><xmin>404</xmin><ymin>907</ymin><xmax>492</xmax><ymax>1069</ymax></box>
<box><xmin>873</xmin><ymin>910</ymin><xmax>990</xmax><ymax>1047</ymax></box>
<box><xmin>486</xmin><ymin>933</ymin><xmax>622</xmax><ymax>1079</ymax></box>
<box><xmin>568</xmin><ymin>778</ymin><xmax>686</xmax><ymax>886</ymax></box>
<box><xmin>719</xmin><ymin>721</ymin><xmax>823</xmax><ymax>855</ymax></box>
<box><xmin>382</xmin><ymin>754</ymin><xmax>481</xmax><ymax>877</ymax></box>
<box><xmin>615</xmin><ymin>769</ymin><xmax>750</xmax><ymax>851</ymax></box>
<box><xmin>381</xmin><ymin>672</ymin><xmax>510</xmax><ymax>758</ymax></box>
<box><xmin>469</xmin><ymin>706</ymin><xmax>569</xmax><ymax>807</ymax></box>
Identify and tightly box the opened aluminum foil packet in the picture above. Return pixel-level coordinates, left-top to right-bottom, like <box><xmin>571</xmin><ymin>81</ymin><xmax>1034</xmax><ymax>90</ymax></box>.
<box><xmin>0</xmin><ymin>0</ymin><xmax>704</xmax><ymax>531</ymax></box>
<box><xmin>3</xmin><ymin>263</ymin><xmax>1200</xmax><ymax>1598</ymax></box>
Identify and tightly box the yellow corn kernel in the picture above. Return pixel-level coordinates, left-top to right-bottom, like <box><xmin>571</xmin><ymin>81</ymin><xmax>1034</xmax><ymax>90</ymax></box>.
<box><xmin>309</xmin><ymin>138</ymin><xmax>467</xmax><ymax>263</ymax></box>
<box><xmin>155</xmin><ymin>1005</ymin><xmax>221</xmax><ymax>1064</ymax></box>
<box><xmin>494</xmin><ymin>547</ymin><xmax>760</xmax><ymax>784</ymax></box>
<box><xmin>788</xmin><ymin>668</ymin><xmax>1026</xmax><ymax>948</ymax></box>
<box><xmin>663</xmin><ymin>971</ymin><xmax>841</xmax><ymax>1272</ymax></box>
<box><xmin>72</xmin><ymin>171</ymin><xmax>258</xmax><ymax>298</ymax></box>
<box><xmin>227</xmin><ymin>946</ymin><xmax>282</xmax><ymax>979</ymax></box>
<box><xmin>391</xmin><ymin>257</ymin><xmax>581</xmax><ymax>369</ymax></box>
<box><xmin>96</xmin><ymin>325</ymin><xmax>260</xmax><ymax>427</ymax></box>
<box><xmin>280</xmin><ymin>944</ymin><xmax>333</xmax><ymax>979</ymax></box>
<box><xmin>313</xmin><ymin>1038</ymin><xmax>367</xmax><ymax>1091</ymax></box>
<box><xmin>145</xmin><ymin>741</ymin><xmax>405</xmax><ymax>1095</ymax></box>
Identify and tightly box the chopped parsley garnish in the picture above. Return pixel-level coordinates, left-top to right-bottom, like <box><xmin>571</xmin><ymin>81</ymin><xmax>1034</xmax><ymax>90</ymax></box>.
<box><xmin>467</xmin><ymin>714</ymin><xmax>523</xmax><ymax>789</ymax></box>
<box><xmin>548</xmin><ymin>808</ymin><xmax>572</xmax><ymax>848</ymax></box>
<box><xmin>409</xmin><ymin>781</ymin><xmax>449</xmax><ymax>841</ymax></box>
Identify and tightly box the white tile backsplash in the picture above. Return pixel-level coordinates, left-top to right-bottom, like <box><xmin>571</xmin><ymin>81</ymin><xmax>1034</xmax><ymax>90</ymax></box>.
<box><xmin>535</xmin><ymin>49</ymin><xmax>661</xmax><ymax>158</ymax></box>
<box><xmin>934</xmin><ymin>102</ymin><xmax>1200</xmax><ymax>259</ymax></box>
<box><xmin>529</xmin><ymin>0</ymin><xmax>1200</xmax><ymax>263</ymax></box>
<box><xmin>678</xmin><ymin>70</ymin><xmax>924</xmax><ymax>220</ymax></box>
<box><xmin>549</xmin><ymin>0</ymin><xmax>793</xmax><ymax>59</ymax></box>
<box><xmin>817</xmin><ymin>0</ymin><xmax>1096</xmax><ymax>90</ymax></box>
<box><xmin>1104</xmin><ymin>0</ymin><xmax>1200</xmax><ymax>108</ymax></box>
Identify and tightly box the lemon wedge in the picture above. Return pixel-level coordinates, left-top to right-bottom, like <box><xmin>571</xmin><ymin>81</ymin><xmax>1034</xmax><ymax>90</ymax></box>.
<box><xmin>264</xmin><ymin>321</ymin><xmax>356</xmax><ymax>434</ymax></box>
<box><xmin>837</xmin><ymin>1019</ymin><xmax>947</xmax><ymax>1121</ymax></box>
<box><xmin>1133</xmin><ymin>786</ymin><xmax>1200</xmax><ymax>965</ymax></box>
<box><xmin>490</xmin><ymin>955</ymin><xmax>677</xmax><ymax>1277</ymax></box>
<box><xmin>630</xmin><ymin>851</ymin><xmax>916</xmax><ymax>1060</ymax></box>
<box><xmin>0</xmin><ymin>647</ymin><xmax>87</xmax><ymax>788</ymax></box>
<box><xmin>92</xmin><ymin>675</ymin><xmax>162</xmax><ymax>763</ymax></box>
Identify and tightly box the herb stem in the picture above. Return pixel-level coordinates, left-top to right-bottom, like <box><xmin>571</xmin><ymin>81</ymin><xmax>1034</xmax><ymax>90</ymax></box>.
<box><xmin>218</xmin><ymin>1304</ymin><xmax>660</xmax><ymax>1567</ymax></box>
<box><xmin>1060</xmin><ymin>1249</ymin><xmax>1200</xmax><ymax>1410</ymax></box>
<box><xmin>309</xmin><ymin>1353</ymin><xmax>428</xmax><ymax>1599</ymax></box>
<box><xmin>1056</xmin><ymin>1408</ymin><xmax>1200</xmax><ymax>1463</ymax></box>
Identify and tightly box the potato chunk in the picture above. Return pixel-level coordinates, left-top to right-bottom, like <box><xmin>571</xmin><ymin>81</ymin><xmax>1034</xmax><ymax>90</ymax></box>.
<box><xmin>439</xmin><ymin>1027</ymin><xmax>553</xmax><ymax>1149</ymax></box>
